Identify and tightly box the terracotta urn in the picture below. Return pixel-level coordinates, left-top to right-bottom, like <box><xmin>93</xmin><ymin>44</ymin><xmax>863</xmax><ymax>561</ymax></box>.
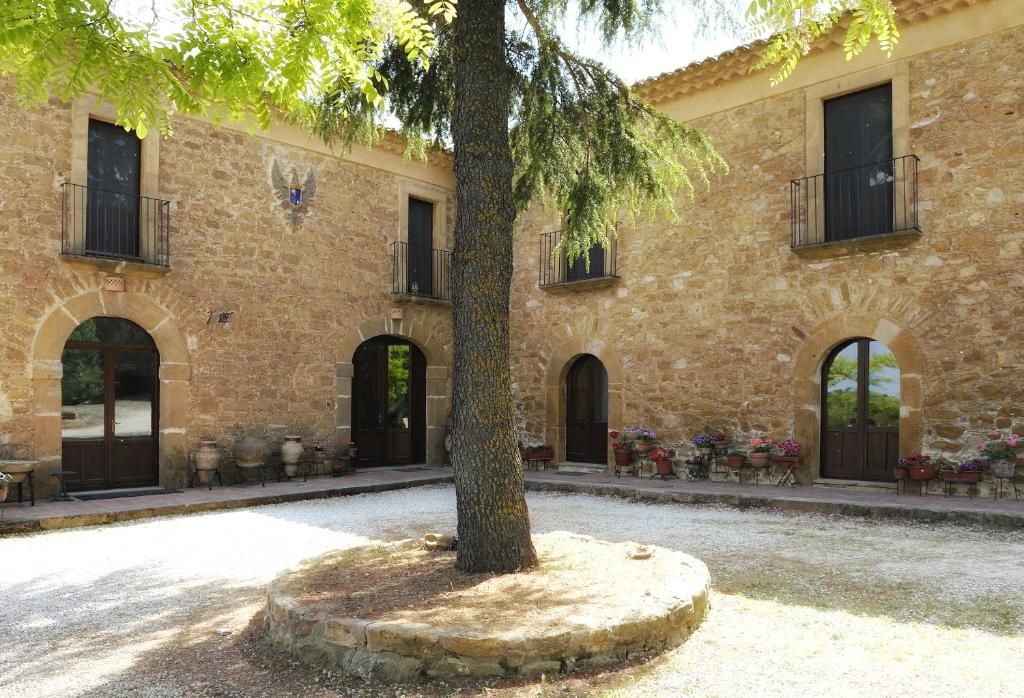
<box><xmin>281</xmin><ymin>435</ymin><xmax>303</xmax><ymax>477</ymax></box>
<box><xmin>235</xmin><ymin>435</ymin><xmax>269</xmax><ymax>469</ymax></box>
<box><xmin>613</xmin><ymin>447</ymin><xmax>631</xmax><ymax>469</ymax></box>
<box><xmin>990</xmin><ymin>460</ymin><xmax>1016</xmax><ymax>479</ymax></box>
<box><xmin>193</xmin><ymin>440</ymin><xmax>220</xmax><ymax>484</ymax></box>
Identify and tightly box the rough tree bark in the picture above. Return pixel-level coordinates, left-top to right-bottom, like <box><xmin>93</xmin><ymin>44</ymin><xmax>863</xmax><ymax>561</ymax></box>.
<box><xmin>450</xmin><ymin>0</ymin><xmax>538</xmax><ymax>573</ymax></box>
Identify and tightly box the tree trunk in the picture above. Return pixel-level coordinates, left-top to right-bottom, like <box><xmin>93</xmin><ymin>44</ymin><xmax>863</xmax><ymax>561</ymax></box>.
<box><xmin>450</xmin><ymin>0</ymin><xmax>538</xmax><ymax>573</ymax></box>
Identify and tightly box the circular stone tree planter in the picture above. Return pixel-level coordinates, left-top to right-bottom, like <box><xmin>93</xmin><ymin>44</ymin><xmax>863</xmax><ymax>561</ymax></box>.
<box><xmin>265</xmin><ymin>533</ymin><xmax>710</xmax><ymax>683</ymax></box>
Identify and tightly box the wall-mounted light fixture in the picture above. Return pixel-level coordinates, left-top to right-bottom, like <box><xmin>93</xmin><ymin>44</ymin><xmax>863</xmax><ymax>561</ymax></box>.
<box><xmin>207</xmin><ymin>311</ymin><xmax>234</xmax><ymax>325</ymax></box>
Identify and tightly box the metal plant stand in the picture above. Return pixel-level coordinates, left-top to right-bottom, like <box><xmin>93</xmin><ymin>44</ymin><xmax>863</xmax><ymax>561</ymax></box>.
<box><xmin>775</xmin><ymin>460</ymin><xmax>801</xmax><ymax>488</ymax></box>
<box><xmin>51</xmin><ymin>470</ymin><xmax>76</xmax><ymax>501</ymax></box>
<box><xmin>991</xmin><ymin>476</ymin><xmax>1019</xmax><ymax>501</ymax></box>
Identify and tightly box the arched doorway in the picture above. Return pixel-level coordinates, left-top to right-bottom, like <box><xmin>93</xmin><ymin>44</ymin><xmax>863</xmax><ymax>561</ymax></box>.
<box><xmin>61</xmin><ymin>317</ymin><xmax>160</xmax><ymax>491</ymax></box>
<box><xmin>565</xmin><ymin>354</ymin><xmax>608</xmax><ymax>464</ymax></box>
<box><xmin>821</xmin><ymin>338</ymin><xmax>900</xmax><ymax>481</ymax></box>
<box><xmin>352</xmin><ymin>336</ymin><xmax>426</xmax><ymax>467</ymax></box>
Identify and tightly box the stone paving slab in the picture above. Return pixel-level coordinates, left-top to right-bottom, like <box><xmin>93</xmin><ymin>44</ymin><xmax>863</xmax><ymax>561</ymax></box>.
<box><xmin>524</xmin><ymin>470</ymin><xmax>1024</xmax><ymax>529</ymax></box>
<box><xmin>0</xmin><ymin>466</ymin><xmax>454</xmax><ymax>536</ymax></box>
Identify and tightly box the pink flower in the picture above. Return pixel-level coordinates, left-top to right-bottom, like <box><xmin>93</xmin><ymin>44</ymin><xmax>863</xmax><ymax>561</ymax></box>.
<box><xmin>989</xmin><ymin>430</ymin><xmax>1002</xmax><ymax>439</ymax></box>
<box><xmin>751</xmin><ymin>437</ymin><xmax>764</xmax><ymax>447</ymax></box>
<box><xmin>979</xmin><ymin>443</ymin><xmax>988</xmax><ymax>451</ymax></box>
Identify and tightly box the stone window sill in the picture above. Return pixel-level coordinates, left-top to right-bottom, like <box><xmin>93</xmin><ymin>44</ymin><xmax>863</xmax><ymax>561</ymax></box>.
<box><xmin>60</xmin><ymin>253</ymin><xmax>171</xmax><ymax>278</ymax></box>
<box><xmin>791</xmin><ymin>230</ymin><xmax>922</xmax><ymax>260</ymax></box>
<box><xmin>389</xmin><ymin>292</ymin><xmax>451</xmax><ymax>307</ymax></box>
<box><xmin>539</xmin><ymin>275</ymin><xmax>620</xmax><ymax>294</ymax></box>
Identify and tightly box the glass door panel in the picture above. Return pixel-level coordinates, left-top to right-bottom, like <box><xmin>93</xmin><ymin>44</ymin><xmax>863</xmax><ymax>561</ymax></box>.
<box><xmin>114</xmin><ymin>351</ymin><xmax>157</xmax><ymax>437</ymax></box>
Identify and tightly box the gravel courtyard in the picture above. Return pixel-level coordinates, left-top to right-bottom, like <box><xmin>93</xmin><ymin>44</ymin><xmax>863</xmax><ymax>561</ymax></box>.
<box><xmin>2</xmin><ymin>485</ymin><xmax>1022</xmax><ymax>697</ymax></box>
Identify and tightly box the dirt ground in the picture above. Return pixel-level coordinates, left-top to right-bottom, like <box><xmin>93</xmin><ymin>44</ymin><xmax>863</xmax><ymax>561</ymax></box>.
<box><xmin>2</xmin><ymin>486</ymin><xmax>1022</xmax><ymax>697</ymax></box>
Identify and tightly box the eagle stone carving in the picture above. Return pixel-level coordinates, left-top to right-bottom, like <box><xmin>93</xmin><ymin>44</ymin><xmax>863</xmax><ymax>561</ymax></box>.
<box><xmin>271</xmin><ymin>160</ymin><xmax>317</xmax><ymax>226</ymax></box>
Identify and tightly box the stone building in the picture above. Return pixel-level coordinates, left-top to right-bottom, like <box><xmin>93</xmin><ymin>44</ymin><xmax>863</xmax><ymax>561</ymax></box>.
<box><xmin>0</xmin><ymin>86</ymin><xmax>456</xmax><ymax>494</ymax></box>
<box><xmin>0</xmin><ymin>0</ymin><xmax>1020</xmax><ymax>495</ymax></box>
<box><xmin>511</xmin><ymin>0</ymin><xmax>1023</xmax><ymax>484</ymax></box>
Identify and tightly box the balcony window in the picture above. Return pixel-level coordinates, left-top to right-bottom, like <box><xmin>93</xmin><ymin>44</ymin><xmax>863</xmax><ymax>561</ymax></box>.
<box><xmin>391</xmin><ymin>242</ymin><xmax>451</xmax><ymax>301</ymax></box>
<box><xmin>539</xmin><ymin>231</ymin><xmax>618</xmax><ymax>287</ymax></box>
<box><xmin>62</xmin><ymin>120</ymin><xmax>170</xmax><ymax>266</ymax></box>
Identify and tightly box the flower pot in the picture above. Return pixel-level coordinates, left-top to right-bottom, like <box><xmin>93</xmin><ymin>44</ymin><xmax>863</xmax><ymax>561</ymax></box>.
<box><xmin>771</xmin><ymin>455</ymin><xmax>799</xmax><ymax>467</ymax></box>
<box><xmin>748</xmin><ymin>452</ymin><xmax>770</xmax><ymax>468</ymax></box>
<box><xmin>613</xmin><ymin>447</ymin><xmax>631</xmax><ymax>469</ymax></box>
<box><xmin>521</xmin><ymin>449</ymin><xmax>554</xmax><ymax>461</ymax></box>
<box><xmin>726</xmin><ymin>454</ymin><xmax>745</xmax><ymax>472</ymax></box>
<box><xmin>281</xmin><ymin>436</ymin><xmax>303</xmax><ymax>477</ymax></box>
<box><xmin>235</xmin><ymin>435</ymin><xmax>269</xmax><ymax>468</ymax></box>
<box><xmin>892</xmin><ymin>466</ymin><xmax>909</xmax><ymax>479</ymax></box>
<box><xmin>0</xmin><ymin>487</ymin><xmax>7</xmax><ymax>503</ymax></box>
<box><xmin>634</xmin><ymin>441</ymin><xmax>654</xmax><ymax>455</ymax></box>
<box><xmin>990</xmin><ymin>460</ymin><xmax>1016</xmax><ymax>479</ymax></box>
<box><xmin>654</xmin><ymin>457</ymin><xmax>674</xmax><ymax>477</ymax></box>
<box><xmin>941</xmin><ymin>470</ymin><xmax>981</xmax><ymax>483</ymax></box>
<box><xmin>312</xmin><ymin>449</ymin><xmax>326</xmax><ymax>464</ymax></box>
<box><xmin>332</xmin><ymin>457</ymin><xmax>349</xmax><ymax>476</ymax></box>
<box><xmin>908</xmin><ymin>465</ymin><xmax>937</xmax><ymax>481</ymax></box>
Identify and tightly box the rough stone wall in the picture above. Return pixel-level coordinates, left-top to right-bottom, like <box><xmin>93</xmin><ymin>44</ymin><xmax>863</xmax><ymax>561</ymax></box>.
<box><xmin>0</xmin><ymin>82</ymin><xmax>453</xmax><ymax>488</ymax></box>
<box><xmin>510</xmin><ymin>25</ymin><xmax>1024</xmax><ymax>474</ymax></box>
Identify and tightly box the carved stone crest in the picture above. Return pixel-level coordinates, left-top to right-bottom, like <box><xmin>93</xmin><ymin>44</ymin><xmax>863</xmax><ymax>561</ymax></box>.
<box><xmin>271</xmin><ymin>160</ymin><xmax>317</xmax><ymax>226</ymax></box>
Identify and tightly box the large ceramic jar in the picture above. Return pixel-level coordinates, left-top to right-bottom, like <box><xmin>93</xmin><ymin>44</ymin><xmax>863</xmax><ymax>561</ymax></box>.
<box><xmin>281</xmin><ymin>436</ymin><xmax>303</xmax><ymax>477</ymax></box>
<box><xmin>195</xmin><ymin>440</ymin><xmax>220</xmax><ymax>484</ymax></box>
<box><xmin>235</xmin><ymin>435</ymin><xmax>269</xmax><ymax>469</ymax></box>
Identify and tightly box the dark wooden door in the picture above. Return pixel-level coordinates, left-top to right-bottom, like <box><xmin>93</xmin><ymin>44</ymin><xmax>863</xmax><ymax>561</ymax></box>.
<box><xmin>565</xmin><ymin>244</ymin><xmax>606</xmax><ymax>282</ymax></box>
<box><xmin>61</xmin><ymin>318</ymin><xmax>159</xmax><ymax>491</ymax></box>
<box><xmin>565</xmin><ymin>355</ymin><xmax>608</xmax><ymax>464</ymax></box>
<box><xmin>86</xmin><ymin>119</ymin><xmax>141</xmax><ymax>258</ymax></box>
<box><xmin>407</xmin><ymin>198</ymin><xmax>434</xmax><ymax>296</ymax></box>
<box><xmin>824</xmin><ymin>84</ymin><xmax>893</xmax><ymax>242</ymax></box>
<box><xmin>352</xmin><ymin>337</ymin><xmax>426</xmax><ymax>467</ymax></box>
<box><xmin>821</xmin><ymin>338</ymin><xmax>900</xmax><ymax>481</ymax></box>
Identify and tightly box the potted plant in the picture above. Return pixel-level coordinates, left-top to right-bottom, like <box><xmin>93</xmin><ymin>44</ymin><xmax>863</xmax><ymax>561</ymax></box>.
<box><xmin>630</xmin><ymin>426</ymin><xmax>657</xmax><ymax>454</ymax></box>
<box><xmin>725</xmin><ymin>450</ymin><xmax>746</xmax><ymax>472</ymax></box>
<box><xmin>901</xmin><ymin>454</ymin><xmax>936</xmax><ymax>480</ymax></box>
<box><xmin>0</xmin><ymin>471</ymin><xmax>11</xmax><ymax>503</ymax></box>
<box><xmin>748</xmin><ymin>437</ymin><xmax>772</xmax><ymax>468</ymax></box>
<box><xmin>940</xmin><ymin>458</ymin><xmax>984</xmax><ymax>483</ymax></box>
<box><xmin>649</xmin><ymin>446</ymin><xmax>677</xmax><ymax>478</ymax></box>
<box><xmin>692</xmin><ymin>433</ymin><xmax>715</xmax><ymax>456</ymax></box>
<box><xmin>979</xmin><ymin>430</ymin><xmax>1022</xmax><ymax>478</ymax></box>
<box><xmin>609</xmin><ymin>430</ymin><xmax>633</xmax><ymax>469</ymax></box>
<box><xmin>330</xmin><ymin>439</ymin><xmax>349</xmax><ymax>476</ymax></box>
<box><xmin>712</xmin><ymin>431</ymin><xmax>728</xmax><ymax>451</ymax></box>
<box><xmin>311</xmin><ymin>440</ymin><xmax>326</xmax><ymax>465</ymax></box>
<box><xmin>347</xmin><ymin>441</ymin><xmax>359</xmax><ymax>465</ymax></box>
<box><xmin>771</xmin><ymin>439</ymin><xmax>801</xmax><ymax>468</ymax></box>
<box><xmin>520</xmin><ymin>443</ymin><xmax>554</xmax><ymax>460</ymax></box>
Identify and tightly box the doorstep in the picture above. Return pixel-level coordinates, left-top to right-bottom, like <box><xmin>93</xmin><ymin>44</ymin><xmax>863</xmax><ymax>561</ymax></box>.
<box><xmin>556</xmin><ymin>462</ymin><xmax>608</xmax><ymax>474</ymax></box>
<box><xmin>814</xmin><ymin>478</ymin><xmax>897</xmax><ymax>490</ymax></box>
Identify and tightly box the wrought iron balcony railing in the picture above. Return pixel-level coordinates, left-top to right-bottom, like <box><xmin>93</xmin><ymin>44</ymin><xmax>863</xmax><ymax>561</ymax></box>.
<box><xmin>391</xmin><ymin>241</ymin><xmax>451</xmax><ymax>302</ymax></box>
<box><xmin>62</xmin><ymin>183</ymin><xmax>170</xmax><ymax>266</ymax></box>
<box><xmin>539</xmin><ymin>230</ymin><xmax>618</xmax><ymax>287</ymax></box>
<box><xmin>790</xmin><ymin>154</ymin><xmax>920</xmax><ymax>249</ymax></box>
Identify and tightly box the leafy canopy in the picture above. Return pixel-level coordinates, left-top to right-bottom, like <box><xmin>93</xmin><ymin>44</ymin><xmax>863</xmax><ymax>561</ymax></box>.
<box><xmin>0</xmin><ymin>0</ymin><xmax>898</xmax><ymax>258</ymax></box>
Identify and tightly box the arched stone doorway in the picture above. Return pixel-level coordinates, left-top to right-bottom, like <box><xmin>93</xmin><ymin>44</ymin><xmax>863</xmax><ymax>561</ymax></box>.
<box><xmin>792</xmin><ymin>314</ymin><xmax>924</xmax><ymax>482</ymax></box>
<box><xmin>61</xmin><ymin>317</ymin><xmax>160</xmax><ymax>490</ymax></box>
<box><xmin>335</xmin><ymin>316</ymin><xmax>450</xmax><ymax>466</ymax></box>
<box><xmin>351</xmin><ymin>336</ymin><xmax>426</xmax><ymax>467</ymax></box>
<box><xmin>31</xmin><ymin>290</ymin><xmax>191</xmax><ymax>493</ymax></box>
<box><xmin>565</xmin><ymin>355</ymin><xmax>608</xmax><ymax>464</ymax></box>
<box><xmin>820</xmin><ymin>338</ymin><xmax>900</xmax><ymax>481</ymax></box>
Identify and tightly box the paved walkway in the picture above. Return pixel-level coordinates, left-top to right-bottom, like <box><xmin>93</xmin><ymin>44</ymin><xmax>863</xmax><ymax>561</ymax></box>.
<box><xmin>524</xmin><ymin>469</ymin><xmax>1024</xmax><ymax>528</ymax></box>
<box><xmin>3</xmin><ymin>464</ymin><xmax>1022</xmax><ymax>535</ymax></box>
<box><xmin>0</xmin><ymin>465</ymin><xmax>454</xmax><ymax>535</ymax></box>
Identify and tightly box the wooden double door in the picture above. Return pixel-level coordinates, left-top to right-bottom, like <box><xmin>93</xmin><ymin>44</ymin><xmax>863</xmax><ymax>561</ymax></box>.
<box><xmin>821</xmin><ymin>338</ymin><xmax>900</xmax><ymax>481</ymax></box>
<box><xmin>352</xmin><ymin>337</ymin><xmax>426</xmax><ymax>467</ymax></box>
<box><xmin>61</xmin><ymin>318</ymin><xmax>159</xmax><ymax>491</ymax></box>
<box><xmin>565</xmin><ymin>355</ymin><xmax>608</xmax><ymax>464</ymax></box>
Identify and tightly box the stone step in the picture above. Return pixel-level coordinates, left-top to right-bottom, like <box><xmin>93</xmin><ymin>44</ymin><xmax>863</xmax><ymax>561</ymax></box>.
<box><xmin>557</xmin><ymin>462</ymin><xmax>607</xmax><ymax>474</ymax></box>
